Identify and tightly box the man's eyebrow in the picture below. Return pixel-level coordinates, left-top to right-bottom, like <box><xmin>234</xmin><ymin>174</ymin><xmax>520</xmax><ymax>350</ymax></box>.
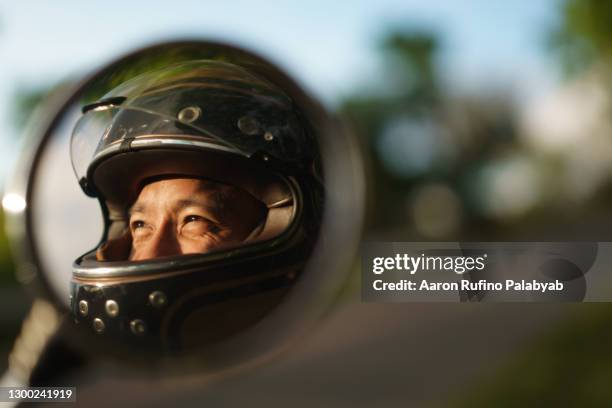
<box><xmin>129</xmin><ymin>203</ymin><xmax>146</xmax><ymax>215</ymax></box>
<box><xmin>174</xmin><ymin>198</ymin><xmax>223</xmax><ymax>213</ymax></box>
<box><xmin>127</xmin><ymin>188</ymin><xmax>232</xmax><ymax>216</ymax></box>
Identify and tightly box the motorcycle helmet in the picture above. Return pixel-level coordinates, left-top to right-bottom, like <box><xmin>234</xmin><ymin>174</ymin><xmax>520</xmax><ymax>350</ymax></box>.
<box><xmin>69</xmin><ymin>60</ymin><xmax>323</xmax><ymax>351</ymax></box>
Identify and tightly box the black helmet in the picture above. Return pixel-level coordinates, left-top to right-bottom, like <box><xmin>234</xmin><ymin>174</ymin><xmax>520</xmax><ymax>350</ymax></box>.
<box><xmin>69</xmin><ymin>60</ymin><xmax>323</xmax><ymax>351</ymax></box>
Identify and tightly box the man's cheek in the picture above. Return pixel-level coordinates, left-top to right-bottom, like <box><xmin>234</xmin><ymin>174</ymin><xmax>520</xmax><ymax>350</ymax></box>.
<box><xmin>180</xmin><ymin>238</ymin><xmax>220</xmax><ymax>255</ymax></box>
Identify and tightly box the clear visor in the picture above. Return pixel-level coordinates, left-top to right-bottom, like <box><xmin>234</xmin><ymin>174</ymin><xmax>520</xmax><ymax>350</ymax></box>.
<box><xmin>70</xmin><ymin>60</ymin><xmax>312</xmax><ymax>184</ymax></box>
<box><xmin>70</xmin><ymin>106</ymin><xmax>240</xmax><ymax>184</ymax></box>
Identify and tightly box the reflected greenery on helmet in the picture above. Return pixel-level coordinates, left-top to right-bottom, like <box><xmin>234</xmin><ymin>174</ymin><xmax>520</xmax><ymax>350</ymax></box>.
<box><xmin>70</xmin><ymin>60</ymin><xmax>317</xmax><ymax>192</ymax></box>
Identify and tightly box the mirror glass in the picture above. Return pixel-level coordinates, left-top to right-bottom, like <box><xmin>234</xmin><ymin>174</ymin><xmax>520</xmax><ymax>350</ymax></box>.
<box><xmin>19</xmin><ymin>41</ymin><xmax>363</xmax><ymax>366</ymax></box>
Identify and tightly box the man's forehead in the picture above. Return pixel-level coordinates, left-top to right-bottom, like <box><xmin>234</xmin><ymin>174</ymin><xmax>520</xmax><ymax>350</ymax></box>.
<box><xmin>142</xmin><ymin>177</ymin><xmax>224</xmax><ymax>191</ymax></box>
<box><xmin>130</xmin><ymin>178</ymin><xmax>234</xmax><ymax>212</ymax></box>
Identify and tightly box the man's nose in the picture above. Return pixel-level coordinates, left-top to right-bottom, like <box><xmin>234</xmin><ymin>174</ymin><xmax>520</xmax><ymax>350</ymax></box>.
<box><xmin>133</xmin><ymin>220</ymin><xmax>181</xmax><ymax>261</ymax></box>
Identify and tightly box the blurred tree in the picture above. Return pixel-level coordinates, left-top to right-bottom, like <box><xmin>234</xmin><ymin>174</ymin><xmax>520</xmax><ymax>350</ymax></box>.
<box><xmin>382</xmin><ymin>33</ymin><xmax>439</xmax><ymax>105</ymax></box>
<box><xmin>0</xmin><ymin>210</ymin><xmax>15</xmax><ymax>285</ymax></box>
<box><xmin>340</xmin><ymin>30</ymin><xmax>522</xmax><ymax>238</ymax></box>
<box><xmin>452</xmin><ymin>304</ymin><xmax>612</xmax><ymax>407</ymax></box>
<box><xmin>340</xmin><ymin>30</ymin><xmax>442</xmax><ymax>231</ymax></box>
<box><xmin>550</xmin><ymin>0</ymin><xmax>612</xmax><ymax>77</ymax></box>
<box><xmin>11</xmin><ymin>87</ymin><xmax>51</xmax><ymax>131</ymax></box>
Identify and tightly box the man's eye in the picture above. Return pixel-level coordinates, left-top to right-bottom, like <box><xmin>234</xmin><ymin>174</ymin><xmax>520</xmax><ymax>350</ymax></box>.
<box><xmin>184</xmin><ymin>215</ymin><xmax>204</xmax><ymax>223</ymax></box>
<box><xmin>182</xmin><ymin>215</ymin><xmax>222</xmax><ymax>235</ymax></box>
<box><xmin>131</xmin><ymin>220</ymin><xmax>146</xmax><ymax>230</ymax></box>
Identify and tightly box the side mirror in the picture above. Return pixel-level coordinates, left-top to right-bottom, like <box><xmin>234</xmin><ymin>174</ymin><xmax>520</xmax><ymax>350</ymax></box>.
<box><xmin>2</xmin><ymin>40</ymin><xmax>365</xmax><ymax>377</ymax></box>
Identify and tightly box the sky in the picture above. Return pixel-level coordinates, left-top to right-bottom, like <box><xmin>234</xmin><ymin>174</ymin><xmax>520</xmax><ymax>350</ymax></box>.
<box><xmin>0</xmin><ymin>0</ymin><xmax>561</xmax><ymax>181</ymax></box>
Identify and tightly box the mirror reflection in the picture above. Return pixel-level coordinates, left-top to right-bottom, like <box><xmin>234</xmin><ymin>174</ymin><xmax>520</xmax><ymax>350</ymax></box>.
<box><xmin>31</xmin><ymin>44</ymin><xmax>329</xmax><ymax>352</ymax></box>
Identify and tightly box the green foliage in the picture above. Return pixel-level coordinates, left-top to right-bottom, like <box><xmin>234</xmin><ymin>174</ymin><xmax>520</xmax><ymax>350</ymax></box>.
<box><xmin>0</xmin><ymin>211</ymin><xmax>17</xmax><ymax>286</ymax></box>
<box><xmin>382</xmin><ymin>32</ymin><xmax>439</xmax><ymax>102</ymax></box>
<box><xmin>452</xmin><ymin>305</ymin><xmax>612</xmax><ymax>406</ymax></box>
<box><xmin>80</xmin><ymin>44</ymin><xmax>271</xmax><ymax>104</ymax></box>
<box><xmin>550</xmin><ymin>0</ymin><xmax>612</xmax><ymax>76</ymax></box>
<box><xmin>340</xmin><ymin>29</ymin><xmax>520</xmax><ymax>232</ymax></box>
<box><xmin>11</xmin><ymin>87</ymin><xmax>51</xmax><ymax>131</ymax></box>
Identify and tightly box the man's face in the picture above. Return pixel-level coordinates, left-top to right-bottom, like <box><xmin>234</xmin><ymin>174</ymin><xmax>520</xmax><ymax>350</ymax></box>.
<box><xmin>128</xmin><ymin>178</ymin><xmax>266</xmax><ymax>261</ymax></box>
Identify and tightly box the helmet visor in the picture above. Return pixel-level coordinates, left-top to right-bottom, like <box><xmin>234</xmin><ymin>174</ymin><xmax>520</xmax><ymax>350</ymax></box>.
<box><xmin>70</xmin><ymin>60</ymin><xmax>315</xmax><ymax>185</ymax></box>
<box><xmin>70</xmin><ymin>106</ymin><xmax>239</xmax><ymax>185</ymax></box>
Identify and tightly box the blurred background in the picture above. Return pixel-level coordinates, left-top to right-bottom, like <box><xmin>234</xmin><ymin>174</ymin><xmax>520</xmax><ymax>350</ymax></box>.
<box><xmin>2</xmin><ymin>0</ymin><xmax>612</xmax><ymax>406</ymax></box>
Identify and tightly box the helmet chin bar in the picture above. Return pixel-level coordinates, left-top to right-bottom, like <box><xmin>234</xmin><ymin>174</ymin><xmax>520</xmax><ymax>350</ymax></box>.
<box><xmin>70</xmin><ymin>253</ymin><xmax>303</xmax><ymax>351</ymax></box>
<box><xmin>70</xmin><ymin>214</ymin><xmax>312</xmax><ymax>351</ymax></box>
